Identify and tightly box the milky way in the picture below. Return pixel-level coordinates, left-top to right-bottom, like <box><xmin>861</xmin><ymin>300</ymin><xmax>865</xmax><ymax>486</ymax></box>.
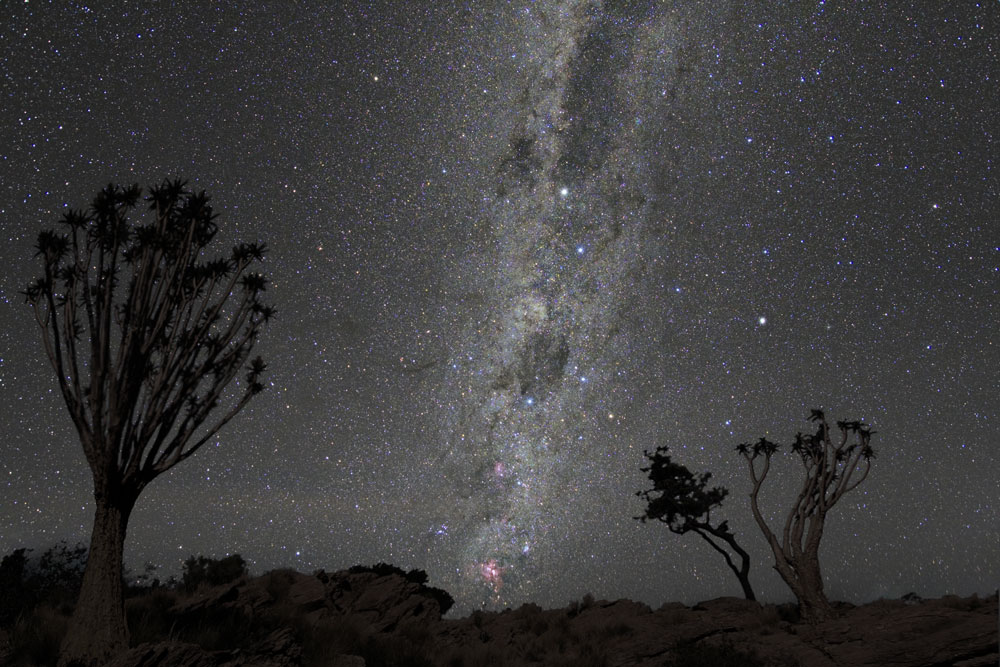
<box><xmin>425</xmin><ymin>1</ymin><xmax>668</xmax><ymax>608</ymax></box>
<box><xmin>1</xmin><ymin>1</ymin><xmax>995</xmax><ymax>616</ymax></box>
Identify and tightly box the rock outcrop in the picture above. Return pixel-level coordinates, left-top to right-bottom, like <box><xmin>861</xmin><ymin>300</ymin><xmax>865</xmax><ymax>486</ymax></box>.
<box><xmin>103</xmin><ymin>568</ymin><xmax>996</xmax><ymax>667</ymax></box>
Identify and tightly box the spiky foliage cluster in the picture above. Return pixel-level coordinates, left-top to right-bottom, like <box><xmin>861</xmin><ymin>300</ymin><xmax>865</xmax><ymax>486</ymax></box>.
<box><xmin>736</xmin><ymin>409</ymin><xmax>875</xmax><ymax>518</ymax></box>
<box><xmin>636</xmin><ymin>447</ymin><xmax>729</xmax><ymax>535</ymax></box>
<box><xmin>24</xmin><ymin>179</ymin><xmax>273</xmax><ymax>490</ymax></box>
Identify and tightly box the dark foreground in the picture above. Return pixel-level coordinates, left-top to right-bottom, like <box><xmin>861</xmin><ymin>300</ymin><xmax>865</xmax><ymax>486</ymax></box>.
<box><xmin>2</xmin><ymin>565</ymin><xmax>996</xmax><ymax>667</ymax></box>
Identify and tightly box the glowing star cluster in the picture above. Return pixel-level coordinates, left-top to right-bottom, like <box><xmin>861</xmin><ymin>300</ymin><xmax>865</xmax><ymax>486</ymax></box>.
<box><xmin>478</xmin><ymin>558</ymin><xmax>507</xmax><ymax>593</ymax></box>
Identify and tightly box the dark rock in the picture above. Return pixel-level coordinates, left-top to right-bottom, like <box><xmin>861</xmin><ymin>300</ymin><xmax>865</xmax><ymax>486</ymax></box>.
<box><xmin>106</xmin><ymin>642</ymin><xmax>219</xmax><ymax>667</ymax></box>
<box><xmin>226</xmin><ymin>629</ymin><xmax>300</xmax><ymax>667</ymax></box>
<box><xmin>102</xmin><ymin>567</ymin><xmax>998</xmax><ymax>667</ymax></box>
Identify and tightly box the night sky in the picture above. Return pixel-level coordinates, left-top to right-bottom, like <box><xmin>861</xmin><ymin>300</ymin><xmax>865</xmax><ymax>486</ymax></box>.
<box><xmin>1</xmin><ymin>1</ymin><xmax>996</xmax><ymax>615</ymax></box>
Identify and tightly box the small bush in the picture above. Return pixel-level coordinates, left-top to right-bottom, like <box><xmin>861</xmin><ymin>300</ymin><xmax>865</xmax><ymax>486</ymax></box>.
<box><xmin>7</xmin><ymin>605</ymin><xmax>70</xmax><ymax>667</ymax></box>
<box><xmin>349</xmin><ymin>562</ymin><xmax>408</xmax><ymax>579</ymax></box>
<box><xmin>126</xmin><ymin>587</ymin><xmax>180</xmax><ymax>645</ymax></box>
<box><xmin>0</xmin><ymin>542</ymin><xmax>88</xmax><ymax>626</ymax></box>
<box><xmin>405</xmin><ymin>568</ymin><xmax>429</xmax><ymax>584</ymax></box>
<box><xmin>181</xmin><ymin>553</ymin><xmax>248</xmax><ymax>592</ymax></box>
<box><xmin>422</xmin><ymin>584</ymin><xmax>455</xmax><ymax>616</ymax></box>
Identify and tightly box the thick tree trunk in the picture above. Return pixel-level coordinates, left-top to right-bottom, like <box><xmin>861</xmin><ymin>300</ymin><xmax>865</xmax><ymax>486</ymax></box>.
<box><xmin>770</xmin><ymin>550</ymin><xmax>834</xmax><ymax>624</ymax></box>
<box><xmin>58</xmin><ymin>489</ymin><xmax>135</xmax><ymax>667</ymax></box>
<box><xmin>793</xmin><ymin>554</ymin><xmax>834</xmax><ymax>623</ymax></box>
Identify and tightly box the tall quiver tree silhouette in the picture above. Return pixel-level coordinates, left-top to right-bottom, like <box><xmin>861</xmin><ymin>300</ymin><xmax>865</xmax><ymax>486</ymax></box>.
<box><xmin>24</xmin><ymin>180</ymin><xmax>274</xmax><ymax>666</ymax></box>
<box><xmin>736</xmin><ymin>410</ymin><xmax>875</xmax><ymax>624</ymax></box>
<box><xmin>636</xmin><ymin>446</ymin><xmax>756</xmax><ymax>601</ymax></box>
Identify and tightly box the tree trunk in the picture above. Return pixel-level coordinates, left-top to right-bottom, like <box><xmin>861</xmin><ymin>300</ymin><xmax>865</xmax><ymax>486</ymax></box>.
<box><xmin>736</xmin><ymin>570</ymin><xmax>756</xmax><ymax>602</ymax></box>
<box><xmin>793</xmin><ymin>553</ymin><xmax>834</xmax><ymax>623</ymax></box>
<box><xmin>721</xmin><ymin>535</ymin><xmax>756</xmax><ymax>601</ymax></box>
<box><xmin>58</xmin><ymin>489</ymin><xmax>135</xmax><ymax>667</ymax></box>
<box><xmin>770</xmin><ymin>550</ymin><xmax>834</xmax><ymax>624</ymax></box>
<box><xmin>695</xmin><ymin>527</ymin><xmax>757</xmax><ymax>602</ymax></box>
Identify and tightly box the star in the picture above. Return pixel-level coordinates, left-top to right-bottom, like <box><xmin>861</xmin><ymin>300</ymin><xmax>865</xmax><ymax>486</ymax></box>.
<box><xmin>0</xmin><ymin>0</ymin><xmax>993</xmax><ymax>618</ymax></box>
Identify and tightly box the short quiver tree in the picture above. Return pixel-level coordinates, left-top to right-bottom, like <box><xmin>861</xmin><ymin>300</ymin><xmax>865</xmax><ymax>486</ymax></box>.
<box><xmin>24</xmin><ymin>179</ymin><xmax>273</xmax><ymax>666</ymax></box>
<box><xmin>736</xmin><ymin>409</ymin><xmax>875</xmax><ymax>623</ymax></box>
<box><xmin>637</xmin><ymin>446</ymin><xmax>756</xmax><ymax>601</ymax></box>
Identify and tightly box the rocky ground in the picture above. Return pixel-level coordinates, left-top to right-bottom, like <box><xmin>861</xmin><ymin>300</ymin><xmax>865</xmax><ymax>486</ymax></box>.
<box><xmin>24</xmin><ymin>565</ymin><xmax>999</xmax><ymax>667</ymax></box>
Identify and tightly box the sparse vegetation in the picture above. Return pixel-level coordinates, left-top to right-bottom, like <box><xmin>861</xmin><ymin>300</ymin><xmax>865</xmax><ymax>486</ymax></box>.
<box><xmin>6</xmin><ymin>606</ymin><xmax>69</xmax><ymax>667</ymax></box>
<box><xmin>0</xmin><ymin>541</ymin><xmax>87</xmax><ymax>627</ymax></box>
<box><xmin>0</xmin><ymin>548</ymin><xmax>993</xmax><ymax>667</ymax></box>
<box><xmin>181</xmin><ymin>553</ymin><xmax>249</xmax><ymax>592</ymax></box>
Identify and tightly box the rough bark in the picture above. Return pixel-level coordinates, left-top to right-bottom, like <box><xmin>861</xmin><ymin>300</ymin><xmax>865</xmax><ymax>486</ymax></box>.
<box><xmin>58</xmin><ymin>485</ymin><xmax>136</xmax><ymax>667</ymax></box>
<box><xmin>791</xmin><ymin>554</ymin><xmax>833</xmax><ymax>623</ymax></box>
<box><xmin>769</xmin><ymin>546</ymin><xmax>833</xmax><ymax>622</ymax></box>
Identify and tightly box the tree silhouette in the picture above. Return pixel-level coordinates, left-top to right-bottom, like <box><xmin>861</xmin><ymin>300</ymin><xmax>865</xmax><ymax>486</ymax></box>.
<box><xmin>736</xmin><ymin>410</ymin><xmax>875</xmax><ymax>623</ymax></box>
<box><xmin>24</xmin><ymin>179</ymin><xmax>273</xmax><ymax>666</ymax></box>
<box><xmin>636</xmin><ymin>446</ymin><xmax>756</xmax><ymax>601</ymax></box>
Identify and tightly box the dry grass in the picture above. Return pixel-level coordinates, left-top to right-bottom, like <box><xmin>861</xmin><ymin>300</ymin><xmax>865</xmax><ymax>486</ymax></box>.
<box><xmin>5</xmin><ymin>606</ymin><xmax>70</xmax><ymax>667</ymax></box>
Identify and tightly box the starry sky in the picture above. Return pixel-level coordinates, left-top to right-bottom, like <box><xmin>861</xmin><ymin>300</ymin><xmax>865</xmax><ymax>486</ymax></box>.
<box><xmin>1</xmin><ymin>1</ymin><xmax>996</xmax><ymax>615</ymax></box>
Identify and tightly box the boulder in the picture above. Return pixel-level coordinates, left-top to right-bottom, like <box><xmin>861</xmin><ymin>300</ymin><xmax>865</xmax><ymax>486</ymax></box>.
<box><xmin>323</xmin><ymin>568</ymin><xmax>446</xmax><ymax>632</ymax></box>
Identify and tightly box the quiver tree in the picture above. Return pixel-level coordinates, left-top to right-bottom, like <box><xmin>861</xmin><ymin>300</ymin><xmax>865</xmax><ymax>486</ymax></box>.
<box><xmin>24</xmin><ymin>179</ymin><xmax>274</xmax><ymax>666</ymax></box>
<box><xmin>736</xmin><ymin>410</ymin><xmax>875</xmax><ymax>623</ymax></box>
<box><xmin>637</xmin><ymin>446</ymin><xmax>756</xmax><ymax>601</ymax></box>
